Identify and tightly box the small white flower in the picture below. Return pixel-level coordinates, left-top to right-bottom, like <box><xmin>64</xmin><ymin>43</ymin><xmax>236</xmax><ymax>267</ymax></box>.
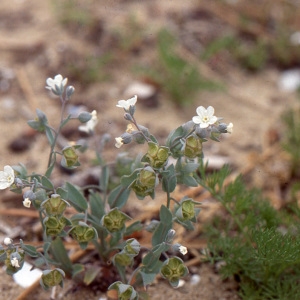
<box><xmin>23</xmin><ymin>198</ymin><xmax>31</xmax><ymax>208</ymax></box>
<box><xmin>0</xmin><ymin>165</ymin><xmax>15</xmax><ymax>190</ymax></box>
<box><xmin>11</xmin><ymin>257</ymin><xmax>20</xmax><ymax>268</ymax></box>
<box><xmin>78</xmin><ymin>110</ymin><xmax>98</xmax><ymax>133</ymax></box>
<box><xmin>126</xmin><ymin>124</ymin><xmax>134</xmax><ymax>133</ymax></box>
<box><xmin>115</xmin><ymin>137</ymin><xmax>124</xmax><ymax>148</ymax></box>
<box><xmin>4</xmin><ymin>237</ymin><xmax>12</xmax><ymax>246</ymax></box>
<box><xmin>46</xmin><ymin>74</ymin><xmax>68</xmax><ymax>95</ymax></box>
<box><xmin>179</xmin><ymin>245</ymin><xmax>188</xmax><ymax>255</ymax></box>
<box><xmin>192</xmin><ymin>106</ymin><xmax>218</xmax><ymax>128</ymax></box>
<box><xmin>116</xmin><ymin>95</ymin><xmax>137</xmax><ymax>110</ymax></box>
<box><xmin>227</xmin><ymin>122</ymin><xmax>233</xmax><ymax>134</ymax></box>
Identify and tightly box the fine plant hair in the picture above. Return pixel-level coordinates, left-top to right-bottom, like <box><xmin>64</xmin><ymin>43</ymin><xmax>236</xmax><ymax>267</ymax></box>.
<box><xmin>0</xmin><ymin>75</ymin><xmax>233</xmax><ymax>299</ymax></box>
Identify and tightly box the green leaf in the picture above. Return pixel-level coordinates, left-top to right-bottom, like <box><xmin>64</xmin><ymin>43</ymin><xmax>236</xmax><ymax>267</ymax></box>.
<box><xmin>12</xmin><ymin>163</ymin><xmax>27</xmax><ymax>179</ymax></box>
<box><xmin>124</xmin><ymin>221</ymin><xmax>143</xmax><ymax>237</ymax></box>
<box><xmin>41</xmin><ymin>176</ymin><xmax>54</xmax><ymax>190</ymax></box>
<box><xmin>45</xmin><ymin>154</ymin><xmax>56</xmax><ymax>178</ymax></box>
<box><xmin>160</xmin><ymin>205</ymin><xmax>173</xmax><ymax>225</ymax></box>
<box><xmin>56</xmin><ymin>187</ymin><xmax>68</xmax><ymax>199</ymax></box>
<box><xmin>89</xmin><ymin>192</ymin><xmax>105</xmax><ymax>220</ymax></box>
<box><xmin>139</xmin><ymin>271</ymin><xmax>157</xmax><ymax>288</ymax></box>
<box><xmin>72</xmin><ymin>263</ymin><xmax>85</xmax><ymax>278</ymax></box>
<box><xmin>50</xmin><ymin>237</ymin><xmax>73</xmax><ymax>277</ymax></box>
<box><xmin>65</xmin><ymin>182</ymin><xmax>88</xmax><ymax>212</ymax></box>
<box><xmin>182</xmin><ymin>175</ymin><xmax>198</xmax><ymax>187</ymax></box>
<box><xmin>20</xmin><ymin>242</ymin><xmax>39</xmax><ymax>257</ymax></box>
<box><xmin>121</xmin><ymin>170</ymin><xmax>140</xmax><ymax>187</ymax></box>
<box><xmin>100</xmin><ymin>165</ymin><xmax>109</xmax><ymax>191</ymax></box>
<box><xmin>152</xmin><ymin>206</ymin><xmax>173</xmax><ymax>246</ymax></box>
<box><xmin>162</xmin><ymin>164</ymin><xmax>177</xmax><ymax>193</ymax></box>
<box><xmin>108</xmin><ymin>185</ymin><xmax>130</xmax><ymax>209</ymax></box>
<box><xmin>181</xmin><ymin>162</ymin><xmax>199</xmax><ymax>173</ymax></box>
<box><xmin>83</xmin><ymin>266</ymin><xmax>101</xmax><ymax>285</ymax></box>
<box><xmin>45</xmin><ymin>125</ymin><xmax>55</xmax><ymax>146</ymax></box>
<box><xmin>60</xmin><ymin>114</ymin><xmax>72</xmax><ymax>128</ymax></box>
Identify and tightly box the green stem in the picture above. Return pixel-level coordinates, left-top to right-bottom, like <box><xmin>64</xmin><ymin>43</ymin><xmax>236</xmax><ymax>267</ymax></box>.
<box><xmin>46</xmin><ymin>96</ymin><xmax>67</xmax><ymax>173</ymax></box>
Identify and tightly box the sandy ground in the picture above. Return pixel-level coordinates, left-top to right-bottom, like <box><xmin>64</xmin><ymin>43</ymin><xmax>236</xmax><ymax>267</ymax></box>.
<box><xmin>0</xmin><ymin>0</ymin><xmax>298</xmax><ymax>299</ymax></box>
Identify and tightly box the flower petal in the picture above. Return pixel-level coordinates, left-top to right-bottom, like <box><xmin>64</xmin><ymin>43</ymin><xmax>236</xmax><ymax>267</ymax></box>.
<box><xmin>196</xmin><ymin>106</ymin><xmax>206</xmax><ymax>118</ymax></box>
<box><xmin>209</xmin><ymin>116</ymin><xmax>218</xmax><ymax>125</ymax></box>
<box><xmin>206</xmin><ymin>106</ymin><xmax>215</xmax><ymax>117</ymax></box>
<box><xmin>192</xmin><ymin>116</ymin><xmax>202</xmax><ymax>124</ymax></box>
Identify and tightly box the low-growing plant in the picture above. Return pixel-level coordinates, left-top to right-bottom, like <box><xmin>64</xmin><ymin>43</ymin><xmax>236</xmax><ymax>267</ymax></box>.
<box><xmin>0</xmin><ymin>74</ymin><xmax>233</xmax><ymax>298</ymax></box>
<box><xmin>200</xmin><ymin>165</ymin><xmax>300</xmax><ymax>300</ymax></box>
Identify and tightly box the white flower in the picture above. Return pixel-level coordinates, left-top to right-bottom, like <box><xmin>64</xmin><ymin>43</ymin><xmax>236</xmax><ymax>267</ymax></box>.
<box><xmin>227</xmin><ymin>122</ymin><xmax>233</xmax><ymax>134</ymax></box>
<box><xmin>78</xmin><ymin>110</ymin><xmax>98</xmax><ymax>133</ymax></box>
<box><xmin>179</xmin><ymin>245</ymin><xmax>188</xmax><ymax>255</ymax></box>
<box><xmin>11</xmin><ymin>257</ymin><xmax>20</xmax><ymax>268</ymax></box>
<box><xmin>4</xmin><ymin>237</ymin><xmax>12</xmax><ymax>246</ymax></box>
<box><xmin>46</xmin><ymin>74</ymin><xmax>68</xmax><ymax>95</ymax></box>
<box><xmin>126</xmin><ymin>124</ymin><xmax>134</xmax><ymax>133</ymax></box>
<box><xmin>0</xmin><ymin>165</ymin><xmax>15</xmax><ymax>190</ymax></box>
<box><xmin>23</xmin><ymin>198</ymin><xmax>31</xmax><ymax>208</ymax></box>
<box><xmin>116</xmin><ymin>95</ymin><xmax>137</xmax><ymax>110</ymax></box>
<box><xmin>192</xmin><ymin>106</ymin><xmax>218</xmax><ymax>128</ymax></box>
<box><xmin>115</xmin><ymin>137</ymin><xmax>124</xmax><ymax>148</ymax></box>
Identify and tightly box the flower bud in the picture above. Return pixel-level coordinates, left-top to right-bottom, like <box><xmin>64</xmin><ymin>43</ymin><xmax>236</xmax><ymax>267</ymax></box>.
<box><xmin>145</xmin><ymin>220</ymin><xmax>160</xmax><ymax>233</ymax></box>
<box><xmin>184</xmin><ymin>135</ymin><xmax>202</xmax><ymax>159</ymax></box>
<box><xmin>41</xmin><ymin>194</ymin><xmax>69</xmax><ymax>216</ymax></box>
<box><xmin>165</xmin><ymin>229</ymin><xmax>176</xmax><ymax>243</ymax></box>
<box><xmin>61</xmin><ymin>146</ymin><xmax>80</xmax><ymax>168</ymax></box>
<box><xmin>43</xmin><ymin>216</ymin><xmax>70</xmax><ymax>236</ymax></box>
<box><xmin>108</xmin><ymin>281</ymin><xmax>138</xmax><ymax>300</ymax></box>
<box><xmin>139</xmin><ymin>166</ymin><xmax>158</xmax><ymax>188</ymax></box>
<box><xmin>69</xmin><ymin>222</ymin><xmax>97</xmax><ymax>243</ymax></box>
<box><xmin>113</xmin><ymin>252</ymin><xmax>133</xmax><ymax>267</ymax></box>
<box><xmin>23</xmin><ymin>190</ymin><xmax>36</xmax><ymax>201</ymax></box>
<box><xmin>78</xmin><ymin>111</ymin><xmax>92</xmax><ymax>123</ymax></box>
<box><xmin>124</xmin><ymin>238</ymin><xmax>140</xmax><ymax>256</ymax></box>
<box><xmin>4</xmin><ymin>237</ymin><xmax>12</xmax><ymax>246</ymax></box>
<box><xmin>15</xmin><ymin>178</ymin><xmax>23</xmax><ymax>188</ymax></box>
<box><xmin>195</xmin><ymin>126</ymin><xmax>209</xmax><ymax>139</ymax></box>
<box><xmin>40</xmin><ymin>268</ymin><xmax>65</xmax><ymax>289</ymax></box>
<box><xmin>120</xmin><ymin>132</ymin><xmax>132</xmax><ymax>145</ymax></box>
<box><xmin>142</xmin><ymin>142</ymin><xmax>169</xmax><ymax>168</ymax></box>
<box><xmin>173</xmin><ymin>243</ymin><xmax>188</xmax><ymax>255</ymax></box>
<box><xmin>66</xmin><ymin>85</ymin><xmax>75</xmax><ymax>99</ymax></box>
<box><xmin>175</xmin><ymin>199</ymin><xmax>195</xmax><ymax>221</ymax></box>
<box><xmin>160</xmin><ymin>257</ymin><xmax>189</xmax><ymax>287</ymax></box>
<box><xmin>124</xmin><ymin>113</ymin><xmax>133</xmax><ymax>121</ymax></box>
<box><xmin>102</xmin><ymin>208</ymin><xmax>131</xmax><ymax>233</ymax></box>
<box><xmin>217</xmin><ymin>123</ymin><xmax>227</xmax><ymax>133</ymax></box>
<box><xmin>130</xmin><ymin>166</ymin><xmax>158</xmax><ymax>199</ymax></box>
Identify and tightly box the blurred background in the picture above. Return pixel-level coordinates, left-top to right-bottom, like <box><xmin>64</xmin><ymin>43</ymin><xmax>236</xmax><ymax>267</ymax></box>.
<box><xmin>1</xmin><ymin>0</ymin><xmax>300</xmax><ymax>299</ymax></box>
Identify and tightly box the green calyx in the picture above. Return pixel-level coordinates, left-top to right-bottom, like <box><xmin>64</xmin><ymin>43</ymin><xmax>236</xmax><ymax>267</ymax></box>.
<box><xmin>102</xmin><ymin>208</ymin><xmax>131</xmax><ymax>232</ymax></box>
<box><xmin>40</xmin><ymin>268</ymin><xmax>65</xmax><ymax>289</ymax></box>
<box><xmin>41</xmin><ymin>194</ymin><xmax>69</xmax><ymax>216</ymax></box>
<box><xmin>160</xmin><ymin>257</ymin><xmax>188</xmax><ymax>287</ymax></box>
<box><xmin>184</xmin><ymin>135</ymin><xmax>202</xmax><ymax>159</ymax></box>
<box><xmin>142</xmin><ymin>142</ymin><xmax>169</xmax><ymax>168</ymax></box>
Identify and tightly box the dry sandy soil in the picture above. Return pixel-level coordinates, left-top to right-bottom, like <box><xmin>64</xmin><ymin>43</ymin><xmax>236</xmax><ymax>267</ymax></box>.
<box><xmin>0</xmin><ymin>0</ymin><xmax>299</xmax><ymax>299</ymax></box>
